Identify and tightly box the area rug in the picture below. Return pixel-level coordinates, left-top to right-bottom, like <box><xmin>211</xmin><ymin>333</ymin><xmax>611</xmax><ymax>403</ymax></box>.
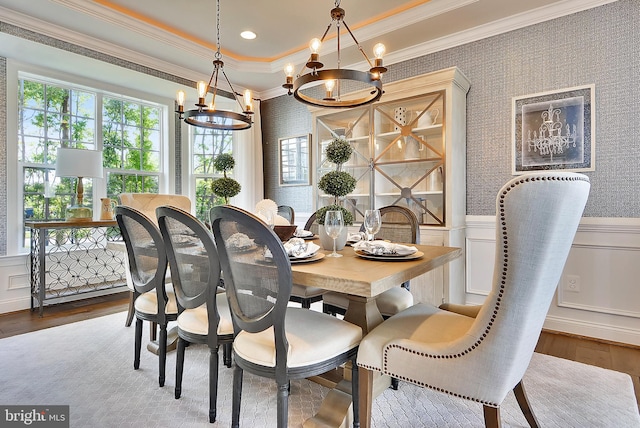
<box><xmin>0</xmin><ymin>312</ymin><xmax>638</xmax><ymax>427</ymax></box>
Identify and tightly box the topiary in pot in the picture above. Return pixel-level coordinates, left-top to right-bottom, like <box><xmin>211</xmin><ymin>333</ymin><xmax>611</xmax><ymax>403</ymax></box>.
<box><xmin>211</xmin><ymin>153</ymin><xmax>241</xmax><ymax>204</ymax></box>
<box><xmin>316</xmin><ymin>137</ymin><xmax>355</xmax><ymax>226</ymax></box>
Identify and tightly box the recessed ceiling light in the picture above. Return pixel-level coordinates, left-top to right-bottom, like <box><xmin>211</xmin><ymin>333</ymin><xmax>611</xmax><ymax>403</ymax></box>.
<box><xmin>240</xmin><ymin>31</ymin><xmax>256</xmax><ymax>40</ymax></box>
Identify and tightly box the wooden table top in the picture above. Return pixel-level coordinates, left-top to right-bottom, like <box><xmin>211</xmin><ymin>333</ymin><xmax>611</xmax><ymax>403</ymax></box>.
<box><xmin>291</xmin><ymin>243</ymin><xmax>462</xmax><ymax>298</ymax></box>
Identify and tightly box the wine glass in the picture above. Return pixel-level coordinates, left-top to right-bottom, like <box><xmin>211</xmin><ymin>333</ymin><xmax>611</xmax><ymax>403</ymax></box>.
<box><xmin>364</xmin><ymin>209</ymin><xmax>381</xmax><ymax>241</ymax></box>
<box><xmin>324</xmin><ymin>210</ymin><xmax>344</xmax><ymax>258</ymax></box>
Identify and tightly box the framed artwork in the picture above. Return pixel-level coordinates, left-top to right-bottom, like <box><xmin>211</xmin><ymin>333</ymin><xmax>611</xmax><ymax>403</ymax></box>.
<box><xmin>279</xmin><ymin>134</ymin><xmax>311</xmax><ymax>186</ymax></box>
<box><xmin>512</xmin><ymin>84</ymin><xmax>595</xmax><ymax>174</ymax></box>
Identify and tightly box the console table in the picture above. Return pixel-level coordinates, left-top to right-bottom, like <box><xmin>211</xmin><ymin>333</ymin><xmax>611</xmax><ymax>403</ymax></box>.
<box><xmin>26</xmin><ymin>220</ymin><xmax>127</xmax><ymax>316</ymax></box>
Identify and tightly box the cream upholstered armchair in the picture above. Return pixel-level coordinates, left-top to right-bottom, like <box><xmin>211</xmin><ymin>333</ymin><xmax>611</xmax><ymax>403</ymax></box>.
<box><xmin>118</xmin><ymin>193</ymin><xmax>191</xmax><ymax>327</ymax></box>
<box><xmin>356</xmin><ymin>172</ymin><xmax>590</xmax><ymax>428</ymax></box>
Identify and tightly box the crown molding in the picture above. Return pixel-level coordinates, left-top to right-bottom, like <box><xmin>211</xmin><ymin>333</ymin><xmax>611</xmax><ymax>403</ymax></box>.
<box><xmin>1</xmin><ymin>0</ymin><xmax>621</xmax><ymax>100</ymax></box>
<box><xmin>0</xmin><ymin>5</ymin><xmax>204</xmax><ymax>82</ymax></box>
<box><xmin>383</xmin><ymin>0</ymin><xmax>620</xmax><ymax>67</ymax></box>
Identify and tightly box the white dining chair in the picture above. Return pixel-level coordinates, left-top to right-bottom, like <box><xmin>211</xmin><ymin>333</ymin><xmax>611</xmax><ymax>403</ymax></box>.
<box><xmin>356</xmin><ymin>172</ymin><xmax>590</xmax><ymax>428</ymax></box>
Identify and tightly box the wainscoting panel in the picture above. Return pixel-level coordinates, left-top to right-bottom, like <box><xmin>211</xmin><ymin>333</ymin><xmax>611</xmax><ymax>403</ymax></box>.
<box><xmin>465</xmin><ymin>216</ymin><xmax>640</xmax><ymax>346</ymax></box>
<box><xmin>0</xmin><ymin>254</ymin><xmax>30</xmax><ymax>313</ymax></box>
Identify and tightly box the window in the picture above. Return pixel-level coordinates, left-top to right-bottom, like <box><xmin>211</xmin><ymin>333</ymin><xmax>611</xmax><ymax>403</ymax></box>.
<box><xmin>18</xmin><ymin>79</ymin><xmax>97</xmax><ymax>224</ymax></box>
<box><xmin>17</xmin><ymin>75</ymin><xmax>164</xmax><ymax>247</ymax></box>
<box><xmin>191</xmin><ymin>125</ymin><xmax>233</xmax><ymax>222</ymax></box>
<box><xmin>102</xmin><ymin>97</ymin><xmax>162</xmax><ymax>197</ymax></box>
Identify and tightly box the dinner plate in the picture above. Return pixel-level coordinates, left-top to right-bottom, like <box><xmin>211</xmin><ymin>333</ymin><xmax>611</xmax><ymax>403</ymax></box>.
<box><xmin>301</xmin><ymin>234</ymin><xmax>317</xmax><ymax>241</ymax></box>
<box><xmin>290</xmin><ymin>252</ymin><xmax>325</xmax><ymax>264</ymax></box>
<box><xmin>229</xmin><ymin>244</ymin><xmax>257</xmax><ymax>253</ymax></box>
<box><xmin>289</xmin><ymin>251</ymin><xmax>318</xmax><ymax>260</ymax></box>
<box><xmin>354</xmin><ymin>250</ymin><xmax>424</xmax><ymax>261</ymax></box>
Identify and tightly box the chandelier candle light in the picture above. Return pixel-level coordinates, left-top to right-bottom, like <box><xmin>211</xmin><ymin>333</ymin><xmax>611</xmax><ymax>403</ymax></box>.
<box><xmin>175</xmin><ymin>0</ymin><xmax>253</xmax><ymax>130</ymax></box>
<box><xmin>283</xmin><ymin>0</ymin><xmax>387</xmax><ymax>108</ymax></box>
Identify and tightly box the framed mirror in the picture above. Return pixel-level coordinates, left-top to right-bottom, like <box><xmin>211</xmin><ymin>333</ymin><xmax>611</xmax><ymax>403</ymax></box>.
<box><xmin>279</xmin><ymin>134</ymin><xmax>311</xmax><ymax>186</ymax></box>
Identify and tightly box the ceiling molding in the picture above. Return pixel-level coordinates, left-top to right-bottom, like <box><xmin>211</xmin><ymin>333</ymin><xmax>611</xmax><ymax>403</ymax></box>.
<box><xmin>0</xmin><ymin>5</ymin><xmax>204</xmax><ymax>82</ymax></box>
<box><xmin>263</xmin><ymin>0</ymin><xmax>619</xmax><ymax>100</ymax></box>
<box><xmin>1</xmin><ymin>0</ymin><xmax>620</xmax><ymax>101</ymax></box>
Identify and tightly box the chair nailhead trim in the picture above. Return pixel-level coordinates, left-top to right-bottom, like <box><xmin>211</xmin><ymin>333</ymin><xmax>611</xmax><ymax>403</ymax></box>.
<box><xmin>374</xmin><ymin>174</ymin><xmax>589</xmax><ymax>407</ymax></box>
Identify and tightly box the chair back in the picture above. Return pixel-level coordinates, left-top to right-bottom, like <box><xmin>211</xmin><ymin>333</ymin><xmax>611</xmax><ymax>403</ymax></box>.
<box><xmin>115</xmin><ymin>206</ymin><xmax>169</xmax><ymax>321</ymax></box>
<box><xmin>118</xmin><ymin>193</ymin><xmax>191</xmax><ymax>225</ymax></box>
<box><xmin>454</xmin><ymin>172</ymin><xmax>590</xmax><ymax>399</ymax></box>
<box><xmin>360</xmin><ymin>205</ymin><xmax>420</xmax><ymax>244</ymax></box>
<box><xmin>156</xmin><ymin>206</ymin><xmax>221</xmax><ymax>323</ymax></box>
<box><xmin>277</xmin><ymin>205</ymin><xmax>295</xmax><ymax>224</ymax></box>
<box><xmin>303</xmin><ymin>212</ymin><xmax>319</xmax><ymax>235</ymax></box>
<box><xmin>210</xmin><ymin>206</ymin><xmax>291</xmax><ymax>350</ymax></box>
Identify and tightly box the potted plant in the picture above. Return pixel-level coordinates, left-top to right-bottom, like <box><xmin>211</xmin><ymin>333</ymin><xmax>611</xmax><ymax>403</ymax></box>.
<box><xmin>316</xmin><ymin>137</ymin><xmax>356</xmax><ymax>250</ymax></box>
<box><xmin>211</xmin><ymin>153</ymin><xmax>241</xmax><ymax>204</ymax></box>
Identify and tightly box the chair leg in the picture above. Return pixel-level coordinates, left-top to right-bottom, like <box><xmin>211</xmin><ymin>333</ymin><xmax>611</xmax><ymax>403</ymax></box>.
<box><xmin>513</xmin><ymin>380</ymin><xmax>540</xmax><ymax>428</ymax></box>
<box><xmin>390</xmin><ymin>377</ymin><xmax>399</xmax><ymax>390</ymax></box>
<box><xmin>134</xmin><ymin>318</ymin><xmax>143</xmax><ymax>370</ymax></box>
<box><xmin>358</xmin><ymin>367</ymin><xmax>374</xmax><ymax>428</ymax></box>
<box><xmin>276</xmin><ymin>380</ymin><xmax>289</xmax><ymax>428</ymax></box>
<box><xmin>175</xmin><ymin>337</ymin><xmax>186</xmax><ymax>399</ymax></box>
<box><xmin>125</xmin><ymin>291</ymin><xmax>135</xmax><ymax>327</ymax></box>
<box><xmin>158</xmin><ymin>324</ymin><xmax>167</xmax><ymax>387</ymax></box>
<box><xmin>351</xmin><ymin>357</ymin><xmax>360</xmax><ymax>428</ymax></box>
<box><xmin>483</xmin><ymin>405</ymin><xmax>502</xmax><ymax>428</ymax></box>
<box><xmin>231</xmin><ymin>365</ymin><xmax>243</xmax><ymax>428</ymax></box>
<box><xmin>223</xmin><ymin>343</ymin><xmax>232</xmax><ymax>368</ymax></box>
<box><xmin>150</xmin><ymin>321</ymin><xmax>158</xmax><ymax>341</ymax></box>
<box><xmin>209</xmin><ymin>346</ymin><xmax>220</xmax><ymax>423</ymax></box>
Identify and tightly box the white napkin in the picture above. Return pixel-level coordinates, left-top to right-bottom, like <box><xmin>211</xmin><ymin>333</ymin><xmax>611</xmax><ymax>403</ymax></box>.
<box><xmin>294</xmin><ymin>228</ymin><xmax>314</xmax><ymax>238</ymax></box>
<box><xmin>283</xmin><ymin>238</ymin><xmax>320</xmax><ymax>258</ymax></box>
<box><xmin>352</xmin><ymin>240</ymin><xmax>417</xmax><ymax>256</ymax></box>
<box><xmin>347</xmin><ymin>232</ymin><xmax>364</xmax><ymax>243</ymax></box>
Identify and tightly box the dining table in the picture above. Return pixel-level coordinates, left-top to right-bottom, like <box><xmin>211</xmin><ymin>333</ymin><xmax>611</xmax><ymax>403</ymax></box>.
<box><xmin>290</xmin><ymin>240</ymin><xmax>462</xmax><ymax>428</ymax></box>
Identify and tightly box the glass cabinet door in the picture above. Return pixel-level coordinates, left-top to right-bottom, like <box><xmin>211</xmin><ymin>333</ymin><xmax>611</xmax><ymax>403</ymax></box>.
<box><xmin>372</xmin><ymin>91</ymin><xmax>445</xmax><ymax>226</ymax></box>
<box><xmin>316</xmin><ymin>106</ymin><xmax>371</xmax><ymax>223</ymax></box>
<box><xmin>315</xmin><ymin>90</ymin><xmax>447</xmax><ymax>226</ymax></box>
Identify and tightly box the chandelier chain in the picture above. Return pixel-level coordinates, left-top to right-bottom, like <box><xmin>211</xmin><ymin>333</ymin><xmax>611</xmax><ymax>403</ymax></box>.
<box><xmin>215</xmin><ymin>0</ymin><xmax>222</xmax><ymax>60</ymax></box>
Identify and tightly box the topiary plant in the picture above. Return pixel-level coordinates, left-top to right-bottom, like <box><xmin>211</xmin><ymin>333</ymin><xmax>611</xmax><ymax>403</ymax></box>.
<box><xmin>316</xmin><ymin>137</ymin><xmax>356</xmax><ymax>225</ymax></box>
<box><xmin>211</xmin><ymin>153</ymin><xmax>241</xmax><ymax>204</ymax></box>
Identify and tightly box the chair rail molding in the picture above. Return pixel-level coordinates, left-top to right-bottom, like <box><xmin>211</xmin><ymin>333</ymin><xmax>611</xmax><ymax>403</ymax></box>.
<box><xmin>465</xmin><ymin>215</ymin><xmax>640</xmax><ymax>346</ymax></box>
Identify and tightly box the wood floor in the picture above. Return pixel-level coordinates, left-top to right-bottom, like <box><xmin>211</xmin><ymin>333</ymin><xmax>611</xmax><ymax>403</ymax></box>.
<box><xmin>1</xmin><ymin>292</ymin><xmax>638</xmax><ymax>410</ymax></box>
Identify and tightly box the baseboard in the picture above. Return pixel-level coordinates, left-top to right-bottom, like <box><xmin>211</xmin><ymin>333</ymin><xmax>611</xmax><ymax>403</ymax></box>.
<box><xmin>544</xmin><ymin>315</ymin><xmax>640</xmax><ymax>347</ymax></box>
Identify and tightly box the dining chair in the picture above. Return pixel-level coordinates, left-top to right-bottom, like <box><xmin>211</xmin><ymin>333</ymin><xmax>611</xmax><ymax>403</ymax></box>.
<box><xmin>210</xmin><ymin>205</ymin><xmax>362</xmax><ymax>428</ymax></box>
<box><xmin>356</xmin><ymin>172</ymin><xmax>590</xmax><ymax>428</ymax></box>
<box><xmin>323</xmin><ymin>205</ymin><xmax>417</xmax><ymax>318</ymax></box>
<box><xmin>118</xmin><ymin>193</ymin><xmax>191</xmax><ymax>327</ymax></box>
<box><xmin>115</xmin><ymin>205</ymin><xmax>178</xmax><ymax>388</ymax></box>
<box><xmin>156</xmin><ymin>205</ymin><xmax>233</xmax><ymax>423</ymax></box>
<box><xmin>277</xmin><ymin>205</ymin><xmax>295</xmax><ymax>224</ymax></box>
<box><xmin>289</xmin><ymin>212</ymin><xmax>326</xmax><ymax>309</ymax></box>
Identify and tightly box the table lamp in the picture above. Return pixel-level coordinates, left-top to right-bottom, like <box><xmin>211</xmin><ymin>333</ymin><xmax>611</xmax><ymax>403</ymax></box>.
<box><xmin>55</xmin><ymin>148</ymin><xmax>104</xmax><ymax>221</ymax></box>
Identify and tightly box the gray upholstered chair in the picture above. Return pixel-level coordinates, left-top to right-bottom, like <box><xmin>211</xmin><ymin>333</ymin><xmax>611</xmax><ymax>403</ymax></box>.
<box><xmin>118</xmin><ymin>193</ymin><xmax>191</xmax><ymax>327</ymax></box>
<box><xmin>210</xmin><ymin>205</ymin><xmax>362</xmax><ymax>428</ymax></box>
<box><xmin>277</xmin><ymin>205</ymin><xmax>295</xmax><ymax>224</ymax></box>
<box><xmin>323</xmin><ymin>205</ymin><xmax>417</xmax><ymax>318</ymax></box>
<box><xmin>115</xmin><ymin>206</ymin><xmax>178</xmax><ymax>388</ymax></box>
<box><xmin>288</xmin><ymin>212</ymin><xmax>327</xmax><ymax>309</ymax></box>
<box><xmin>356</xmin><ymin>172</ymin><xmax>590</xmax><ymax>428</ymax></box>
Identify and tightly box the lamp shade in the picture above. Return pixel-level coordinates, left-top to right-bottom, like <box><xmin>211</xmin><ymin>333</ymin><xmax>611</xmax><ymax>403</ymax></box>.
<box><xmin>55</xmin><ymin>148</ymin><xmax>104</xmax><ymax>179</ymax></box>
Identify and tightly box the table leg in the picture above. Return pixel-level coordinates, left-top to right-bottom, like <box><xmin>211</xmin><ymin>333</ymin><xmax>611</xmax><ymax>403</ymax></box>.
<box><xmin>305</xmin><ymin>295</ymin><xmax>388</xmax><ymax>428</ymax></box>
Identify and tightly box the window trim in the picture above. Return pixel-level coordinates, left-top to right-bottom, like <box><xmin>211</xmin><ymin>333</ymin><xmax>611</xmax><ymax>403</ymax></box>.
<box><xmin>7</xmin><ymin>60</ymin><xmax>174</xmax><ymax>255</ymax></box>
